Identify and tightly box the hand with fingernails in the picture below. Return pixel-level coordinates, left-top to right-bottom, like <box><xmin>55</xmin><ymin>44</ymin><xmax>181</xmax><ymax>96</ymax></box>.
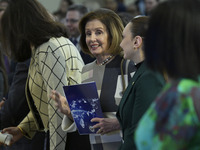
<box><xmin>91</xmin><ymin>118</ymin><xmax>121</xmax><ymax>135</ymax></box>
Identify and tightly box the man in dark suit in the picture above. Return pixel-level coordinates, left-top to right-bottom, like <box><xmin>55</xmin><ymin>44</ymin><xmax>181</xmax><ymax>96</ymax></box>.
<box><xmin>65</xmin><ymin>4</ymin><xmax>95</xmax><ymax>64</ymax></box>
<box><xmin>0</xmin><ymin>59</ymin><xmax>46</xmax><ymax>150</ymax></box>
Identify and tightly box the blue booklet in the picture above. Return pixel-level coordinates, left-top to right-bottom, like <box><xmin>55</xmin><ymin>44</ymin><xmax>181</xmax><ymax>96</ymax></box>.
<box><xmin>63</xmin><ymin>82</ymin><xmax>103</xmax><ymax>135</ymax></box>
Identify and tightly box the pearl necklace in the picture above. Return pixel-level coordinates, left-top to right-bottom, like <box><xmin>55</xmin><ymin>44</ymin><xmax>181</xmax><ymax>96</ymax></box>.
<box><xmin>97</xmin><ymin>55</ymin><xmax>114</xmax><ymax>66</ymax></box>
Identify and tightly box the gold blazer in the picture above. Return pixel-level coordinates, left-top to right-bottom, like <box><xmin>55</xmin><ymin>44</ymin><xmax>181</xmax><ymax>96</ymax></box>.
<box><xmin>18</xmin><ymin>37</ymin><xmax>84</xmax><ymax>150</ymax></box>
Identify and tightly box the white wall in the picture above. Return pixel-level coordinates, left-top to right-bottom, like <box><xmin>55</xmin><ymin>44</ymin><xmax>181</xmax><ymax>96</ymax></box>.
<box><xmin>37</xmin><ymin>0</ymin><xmax>61</xmax><ymax>13</ymax></box>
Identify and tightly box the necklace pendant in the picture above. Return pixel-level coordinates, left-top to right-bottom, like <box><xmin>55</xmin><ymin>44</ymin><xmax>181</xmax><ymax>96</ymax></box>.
<box><xmin>98</xmin><ymin>55</ymin><xmax>114</xmax><ymax>66</ymax></box>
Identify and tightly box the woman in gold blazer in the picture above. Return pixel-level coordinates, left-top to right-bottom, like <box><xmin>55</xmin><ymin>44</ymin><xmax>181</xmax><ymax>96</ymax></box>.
<box><xmin>0</xmin><ymin>0</ymin><xmax>84</xmax><ymax>149</ymax></box>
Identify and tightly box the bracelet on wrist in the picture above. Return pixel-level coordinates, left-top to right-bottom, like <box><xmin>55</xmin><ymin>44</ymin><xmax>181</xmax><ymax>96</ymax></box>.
<box><xmin>17</xmin><ymin>126</ymin><xmax>26</xmax><ymax>136</ymax></box>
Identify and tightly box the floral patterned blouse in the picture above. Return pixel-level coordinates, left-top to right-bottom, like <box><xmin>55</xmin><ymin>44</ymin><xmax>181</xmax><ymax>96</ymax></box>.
<box><xmin>135</xmin><ymin>78</ymin><xmax>200</xmax><ymax>150</ymax></box>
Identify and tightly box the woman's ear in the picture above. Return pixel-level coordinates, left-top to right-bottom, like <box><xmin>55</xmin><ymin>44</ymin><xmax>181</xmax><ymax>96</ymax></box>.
<box><xmin>133</xmin><ymin>36</ymin><xmax>143</xmax><ymax>48</ymax></box>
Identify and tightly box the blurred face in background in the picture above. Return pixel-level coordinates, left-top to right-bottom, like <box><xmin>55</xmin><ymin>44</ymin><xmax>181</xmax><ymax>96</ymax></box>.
<box><xmin>104</xmin><ymin>0</ymin><xmax>117</xmax><ymax>12</ymax></box>
<box><xmin>65</xmin><ymin>10</ymin><xmax>81</xmax><ymax>38</ymax></box>
<box><xmin>59</xmin><ymin>0</ymin><xmax>70</xmax><ymax>13</ymax></box>
<box><xmin>145</xmin><ymin>0</ymin><xmax>158</xmax><ymax>14</ymax></box>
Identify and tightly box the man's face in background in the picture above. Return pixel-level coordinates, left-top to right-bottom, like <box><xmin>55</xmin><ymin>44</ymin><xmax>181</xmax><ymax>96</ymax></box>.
<box><xmin>65</xmin><ymin>10</ymin><xmax>82</xmax><ymax>38</ymax></box>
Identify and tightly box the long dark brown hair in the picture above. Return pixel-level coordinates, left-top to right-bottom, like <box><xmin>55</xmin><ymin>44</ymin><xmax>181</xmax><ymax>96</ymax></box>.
<box><xmin>0</xmin><ymin>0</ymin><xmax>68</xmax><ymax>62</ymax></box>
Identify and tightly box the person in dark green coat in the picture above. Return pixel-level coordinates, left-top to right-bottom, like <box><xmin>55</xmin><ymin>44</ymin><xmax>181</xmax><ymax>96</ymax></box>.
<box><xmin>116</xmin><ymin>16</ymin><xmax>165</xmax><ymax>149</ymax></box>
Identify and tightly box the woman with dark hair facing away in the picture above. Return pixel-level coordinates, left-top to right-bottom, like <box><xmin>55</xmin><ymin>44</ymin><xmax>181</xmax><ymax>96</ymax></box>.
<box><xmin>135</xmin><ymin>0</ymin><xmax>200</xmax><ymax>149</ymax></box>
<box><xmin>51</xmin><ymin>8</ymin><xmax>136</xmax><ymax>150</ymax></box>
<box><xmin>0</xmin><ymin>0</ymin><xmax>84</xmax><ymax>149</ymax></box>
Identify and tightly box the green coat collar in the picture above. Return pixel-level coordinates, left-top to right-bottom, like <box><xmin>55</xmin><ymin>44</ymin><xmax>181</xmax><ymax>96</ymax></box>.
<box><xmin>119</xmin><ymin>62</ymin><xmax>147</xmax><ymax>110</ymax></box>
